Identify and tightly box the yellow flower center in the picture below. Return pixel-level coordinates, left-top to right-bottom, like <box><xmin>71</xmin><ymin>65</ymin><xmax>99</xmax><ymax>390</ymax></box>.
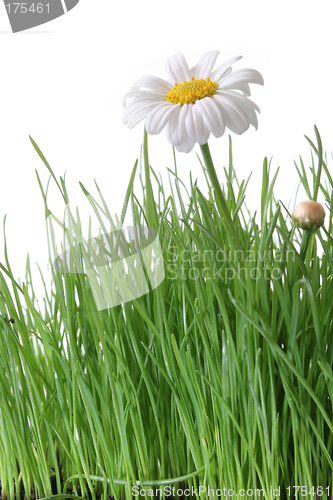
<box><xmin>166</xmin><ymin>77</ymin><xmax>218</xmax><ymax>106</ymax></box>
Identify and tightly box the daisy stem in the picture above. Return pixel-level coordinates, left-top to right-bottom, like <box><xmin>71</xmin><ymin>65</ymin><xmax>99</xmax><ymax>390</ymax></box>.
<box><xmin>200</xmin><ymin>142</ymin><xmax>242</xmax><ymax>252</ymax></box>
<box><xmin>143</xmin><ymin>128</ymin><xmax>158</xmax><ymax>228</ymax></box>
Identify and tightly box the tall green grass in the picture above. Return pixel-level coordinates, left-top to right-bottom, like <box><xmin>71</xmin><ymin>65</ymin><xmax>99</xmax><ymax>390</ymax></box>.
<box><xmin>0</xmin><ymin>126</ymin><xmax>332</xmax><ymax>500</ymax></box>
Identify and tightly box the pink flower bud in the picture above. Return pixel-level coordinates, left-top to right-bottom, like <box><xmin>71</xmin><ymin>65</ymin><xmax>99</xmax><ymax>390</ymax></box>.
<box><xmin>292</xmin><ymin>200</ymin><xmax>325</xmax><ymax>232</ymax></box>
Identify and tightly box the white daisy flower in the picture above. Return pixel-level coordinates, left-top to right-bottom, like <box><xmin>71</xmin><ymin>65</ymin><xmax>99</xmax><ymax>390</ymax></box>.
<box><xmin>122</xmin><ymin>51</ymin><xmax>264</xmax><ymax>153</ymax></box>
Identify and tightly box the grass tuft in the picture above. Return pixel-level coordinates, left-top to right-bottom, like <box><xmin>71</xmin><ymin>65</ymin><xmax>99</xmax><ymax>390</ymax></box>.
<box><xmin>0</xmin><ymin>127</ymin><xmax>332</xmax><ymax>499</ymax></box>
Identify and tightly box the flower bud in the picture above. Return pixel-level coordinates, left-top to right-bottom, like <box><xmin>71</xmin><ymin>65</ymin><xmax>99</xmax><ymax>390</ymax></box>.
<box><xmin>292</xmin><ymin>200</ymin><xmax>325</xmax><ymax>232</ymax></box>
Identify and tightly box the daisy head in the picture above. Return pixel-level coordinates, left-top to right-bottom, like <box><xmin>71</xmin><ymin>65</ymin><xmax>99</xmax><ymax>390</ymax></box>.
<box><xmin>122</xmin><ymin>51</ymin><xmax>264</xmax><ymax>153</ymax></box>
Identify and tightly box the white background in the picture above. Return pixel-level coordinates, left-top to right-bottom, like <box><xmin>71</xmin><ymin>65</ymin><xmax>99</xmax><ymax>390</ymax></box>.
<box><xmin>0</xmin><ymin>0</ymin><xmax>332</xmax><ymax>301</ymax></box>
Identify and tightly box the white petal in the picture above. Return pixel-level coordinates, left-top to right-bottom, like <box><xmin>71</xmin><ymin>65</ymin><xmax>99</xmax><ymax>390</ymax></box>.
<box><xmin>175</xmin><ymin>139</ymin><xmax>196</xmax><ymax>153</ymax></box>
<box><xmin>195</xmin><ymin>98</ymin><xmax>225</xmax><ymax>138</ymax></box>
<box><xmin>123</xmin><ymin>97</ymin><xmax>159</xmax><ymax>121</ymax></box>
<box><xmin>218</xmin><ymin>90</ymin><xmax>261</xmax><ymax>113</ymax></box>
<box><xmin>166</xmin><ymin>105</ymin><xmax>189</xmax><ymax>146</ymax></box>
<box><xmin>122</xmin><ymin>91</ymin><xmax>166</xmax><ymax>107</ymax></box>
<box><xmin>212</xmin><ymin>95</ymin><xmax>250</xmax><ymax>134</ymax></box>
<box><xmin>219</xmin><ymin>68</ymin><xmax>264</xmax><ymax>88</ymax></box>
<box><xmin>185</xmin><ymin>104</ymin><xmax>210</xmax><ymax>144</ymax></box>
<box><xmin>124</xmin><ymin>102</ymin><xmax>158</xmax><ymax>128</ymax></box>
<box><xmin>145</xmin><ymin>102</ymin><xmax>180</xmax><ymax>135</ymax></box>
<box><xmin>214</xmin><ymin>91</ymin><xmax>259</xmax><ymax>129</ymax></box>
<box><xmin>192</xmin><ymin>51</ymin><xmax>220</xmax><ymax>79</ymax></box>
<box><xmin>165</xmin><ymin>53</ymin><xmax>191</xmax><ymax>83</ymax></box>
<box><xmin>231</xmin><ymin>82</ymin><xmax>251</xmax><ymax>96</ymax></box>
<box><xmin>130</xmin><ymin>75</ymin><xmax>172</xmax><ymax>93</ymax></box>
<box><xmin>218</xmin><ymin>81</ymin><xmax>251</xmax><ymax>96</ymax></box>
<box><xmin>210</xmin><ymin>55</ymin><xmax>243</xmax><ymax>81</ymax></box>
